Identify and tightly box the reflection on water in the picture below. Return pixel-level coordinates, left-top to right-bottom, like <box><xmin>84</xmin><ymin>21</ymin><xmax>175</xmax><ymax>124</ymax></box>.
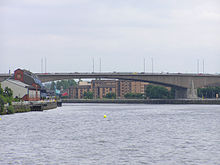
<box><xmin>0</xmin><ymin>104</ymin><xmax>220</xmax><ymax>165</ymax></box>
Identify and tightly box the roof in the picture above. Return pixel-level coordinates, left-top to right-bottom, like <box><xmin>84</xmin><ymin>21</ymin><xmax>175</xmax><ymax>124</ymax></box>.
<box><xmin>2</xmin><ymin>79</ymin><xmax>36</xmax><ymax>90</ymax></box>
<box><xmin>4</xmin><ymin>79</ymin><xmax>28</xmax><ymax>88</ymax></box>
<box><xmin>15</xmin><ymin>68</ymin><xmax>43</xmax><ymax>88</ymax></box>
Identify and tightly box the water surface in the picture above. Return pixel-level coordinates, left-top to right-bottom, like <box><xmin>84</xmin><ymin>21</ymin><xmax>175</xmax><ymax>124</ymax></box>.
<box><xmin>0</xmin><ymin>104</ymin><xmax>220</xmax><ymax>165</ymax></box>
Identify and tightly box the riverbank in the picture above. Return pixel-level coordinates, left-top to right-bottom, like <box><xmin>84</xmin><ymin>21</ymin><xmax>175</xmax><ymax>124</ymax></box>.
<box><xmin>0</xmin><ymin>101</ymin><xmax>59</xmax><ymax>115</ymax></box>
<box><xmin>62</xmin><ymin>99</ymin><xmax>220</xmax><ymax>104</ymax></box>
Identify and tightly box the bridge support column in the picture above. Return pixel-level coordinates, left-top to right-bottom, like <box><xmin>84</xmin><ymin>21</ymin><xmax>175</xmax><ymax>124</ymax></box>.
<box><xmin>187</xmin><ymin>80</ymin><xmax>198</xmax><ymax>99</ymax></box>
<box><xmin>175</xmin><ymin>88</ymin><xmax>197</xmax><ymax>99</ymax></box>
<box><xmin>186</xmin><ymin>88</ymin><xmax>198</xmax><ymax>99</ymax></box>
<box><xmin>175</xmin><ymin>80</ymin><xmax>198</xmax><ymax>99</ymax></box>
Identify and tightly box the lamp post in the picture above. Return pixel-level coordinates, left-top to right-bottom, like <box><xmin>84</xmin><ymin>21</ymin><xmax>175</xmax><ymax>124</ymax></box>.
<box><xmin>92</xmin><ymin>58</ymin><xmax>94</xmax><ymax>73</ymax></box>
<box><xmin>151</xmin><ymin>58</ymin><xmax>154</xmax><ymax>73</ymax></box>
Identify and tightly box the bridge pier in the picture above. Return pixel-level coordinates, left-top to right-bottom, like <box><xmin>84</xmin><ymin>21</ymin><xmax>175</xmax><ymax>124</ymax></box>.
<box><xmin>175</xmin><ymin>87</ymin><xmax>198</xmax><ymax>99</ymax></box>
<box><xmin>187</xmin><ymin>88</ymin><xmax>198</xmax><ymax>99</ymax></box>
<box><xmin>175</xmin><ymin>88</ymin><xmax>198</xmax><ymax>99</ymax></box>
<box><xmin>175</xmin><ymin>80</ymin><xmax>198</xmax><ymax>99</ymax></box>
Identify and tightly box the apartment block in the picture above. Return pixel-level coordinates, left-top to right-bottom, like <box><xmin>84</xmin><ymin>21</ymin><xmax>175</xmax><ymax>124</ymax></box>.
<box><xmin>68</xmin><ymin>79</ymin><xmax>150</xmax><ymax>99</ymax></box>
<box><xmin>91</xmin><ymin>80</ymin><xmax>116</xmax><ymax>99</ymax></box>
<box><xmin>68</xmin><ymin>81</ymin><xmax>91</xmax><ymax>99</ymax></box>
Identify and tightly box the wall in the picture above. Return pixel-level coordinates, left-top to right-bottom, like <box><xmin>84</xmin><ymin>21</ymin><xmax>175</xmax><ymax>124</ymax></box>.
<box><xmin>1</xmin><ymin>80</ymin><xmax>27</xmax><ymax>98</ymax></box>
<box><xmin>28</xmin><ymin>90</ymin><xmax>40</xmax><ymax>100</ymax></box>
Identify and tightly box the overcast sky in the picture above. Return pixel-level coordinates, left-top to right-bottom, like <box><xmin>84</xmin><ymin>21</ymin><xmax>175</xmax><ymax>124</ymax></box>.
<box><xmin>0</xmin><ymin>0</ymin><xmax>220</xmax><ymax>74</ymax></box>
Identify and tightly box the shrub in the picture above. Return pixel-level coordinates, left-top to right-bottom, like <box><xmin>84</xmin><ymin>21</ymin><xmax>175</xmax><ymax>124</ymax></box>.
<box><xmin>0</xmin><ymin>84</ymin><xmax>3</xmax><ymax>95</ymax></box>
<box><xmin>104</xmin><ymin>92</ymin><xmax>116</xmax><ymax>99</ymax></box>
<box><xmin>145</xmin><ymin>85</ymin><xmax>174</xmax><ymax>99</ymax></box>
<box><xmin>124</xmin><ymin>93</ymin><xmax>145</xmax><ymax>99</ymax></box>
<box><xmin>7</xmin><ymin>105</ymin><xmax>14</xmax><ymax>114</ymax></box>
<box><xmin>83</xmin><ymin>91</ymin><xmax>94</xmax><ymax>99</ymax></box>
<box><xmin>0</xmin><ymin>95</ymin><xmax>5</xmax><ymax>113</ymax></box>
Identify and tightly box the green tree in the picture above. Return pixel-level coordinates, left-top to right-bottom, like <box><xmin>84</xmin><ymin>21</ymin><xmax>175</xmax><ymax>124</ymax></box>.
<box><xmin>124</xmin><ymin>93</ymin><xmax>144</xmax><ymax>99</ymax></box>
<box><xmin>0</xmin><ymin>84</ymin><xmax>3</xmax><ymax>95</ymax></box>
<box><xmin>104</xmin><ymin>92</ymin><xmax>116</xmax><ymax>99</ymax></box>
<box><xmin>170</xmin><ymin>88</ymin><xmax>176</xmax><ymax>99</ymax></box>
<box><xmin>197</xmin><ymin>87</ymin><xmax>220</xmax><ymax>98</ymax></box>
<box><xmin>50</xmin><ymin>81</ymin><xmax>56</xmax><ymax>90</ymax></box>
<box><xmin>55</xmin><ymin>79</ymin><xmax>77</xmax><ymax>90</ymax></box>
<box><xmin>145</xmin><ymin>85</ymin><xmax>172</xmax><ymax>99</ymax></box>
<box><xmin>61</xmin><ymin>80</ymin><xmax>69</xmax><ymax>89</ymax></box>
<box><xmin>0</xmin><ymin>85</ymin><xmax>14</xmax><ymax>114</ymax></box>
<box><xmin>0</xmin><ymin>95</ymin><xmax>6</xmax><ymax>113</ymax></box>
<box><xmin>56</xmin><ymin>81</ymin><xmax>62</xmax><ymax>90</ymax></box>
<box><xmin>83</xmin><ymin>91</ymin><xmax>94</xmax><ymax>99</ymax></box>
<box><xmin>3</xmin><ymin>87</ymin><xmax>13</xmax><ymax>98</ymax></box>
<box><xmin>7</xmin><ymin>105</ymin><xmax>14</xmax><ymax>114</ymax></box>
<box><xmin>68</xmin><ymin>79</ymin><xmax>77</xmax><ymax>87</ymax></box>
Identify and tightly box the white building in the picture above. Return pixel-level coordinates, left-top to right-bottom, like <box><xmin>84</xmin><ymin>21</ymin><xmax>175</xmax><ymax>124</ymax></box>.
<box><xmin>1</xmin><ymin>79</ymin><xmax>40</xmax><ymax>100</ymax></box>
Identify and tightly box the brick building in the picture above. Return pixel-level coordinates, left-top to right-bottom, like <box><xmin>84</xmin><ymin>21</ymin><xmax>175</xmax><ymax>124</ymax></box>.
<box><xmin>68</xmin><ymin>80</ymin><xmax>149</xmax><ymax>99</ymax></box>
<box><xmin>116</xmin><ymin>80</ymin><xmax>149</xmax><ymax>98</ymax></box>
<box><xmin>1</xmin><ymin>69</ymin><xmax>43</xmax><ymax>101</ymax></box>
<box><xmin>91</xmin><ymin>80</ymin><xmax>116</xmax><ymax>99</ymax></box>
<box><xmin>69</xmin><ymin>81</ymin><xmax>91</xmax><ymax>99</ymax></box>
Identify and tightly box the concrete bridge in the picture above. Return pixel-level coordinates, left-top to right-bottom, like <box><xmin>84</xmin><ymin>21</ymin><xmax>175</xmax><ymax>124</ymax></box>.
<box><xmin>37</xmin><ymin>72</ymin><xmax>220</xmax><ymax>99</ymax></box>
<box><xmin>1</xmin><ymin>72</ymin><xmax>220</xmax><ymax>99</ymax></box>
<box><xmin>0</xmin><ymin>74</ymin><xmax>12</xmax><ymax>82</ymax></box>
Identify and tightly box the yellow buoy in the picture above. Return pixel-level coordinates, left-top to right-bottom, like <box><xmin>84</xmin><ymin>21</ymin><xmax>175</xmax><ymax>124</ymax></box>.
<box><xmin>0</xmin><ymin>118</ymin><xmax>1</xmax><ymax>120</ymax></box>
<box><xmin>104</xmin><ymin>115</ymin><xmax>107</xmax><ymax>118</ymax></box>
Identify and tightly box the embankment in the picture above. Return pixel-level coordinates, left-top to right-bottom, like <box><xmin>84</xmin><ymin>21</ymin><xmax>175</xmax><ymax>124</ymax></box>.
<box><xmin>1</xmin><ymin>101</ymin><xmax>58</xmax><ymax>115</ymax></box>
<box><xmin>62</xmin><ymin>99</ymin><xmax>220</xmax><ymax>105</ymax></box>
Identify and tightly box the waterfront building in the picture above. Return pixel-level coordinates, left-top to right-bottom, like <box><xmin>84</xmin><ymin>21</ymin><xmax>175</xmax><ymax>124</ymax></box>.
<box><xmin>1</xmin><ymin>79</ymin><xmax>40</xmax><ymax>101</ymax></box>
<box><xmin>14</xmin><ymin>69</ymin><xmax>43</xmax><ymax>88</ymax></box>
<box><xmin>69</xmin><ymin>81</ymin><xmax>91</xmax><ymax>99</ymax></box>
<box><xmin>91</xmin><ymin>80</ymin><xmax>116</xmax><ymax>99</ymax></box>
<box><xmin>0</xmin><ymin>69</ymin><xmax>43</xmax><ymax>101</ymax></box>
<box><xmin>68</xmin><ymin>80</ymin><xmax>149</xmax><ymax>99</ymax></box>
<box><xmin>116</xmin><ymin>80</ymin><xmax>149</xmax><ymax>98</ymax></box>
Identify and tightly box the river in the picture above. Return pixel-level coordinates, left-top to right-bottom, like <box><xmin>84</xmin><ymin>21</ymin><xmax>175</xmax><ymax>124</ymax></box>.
<box><xmin>0</xmin><ymin>104</ymin><xmax>220</xmax><ymax>165</ymax></box>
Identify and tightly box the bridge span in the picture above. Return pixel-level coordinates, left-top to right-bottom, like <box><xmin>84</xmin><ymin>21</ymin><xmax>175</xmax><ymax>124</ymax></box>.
<box><xmin>36</xmin><ymin>72</ymin><xmax>220</xmax><ymax>99</ymax></box>
<box><xmin>1</xmin><ymin>72</ymin><xmax>220</xmax><ymax>99</ymax></box>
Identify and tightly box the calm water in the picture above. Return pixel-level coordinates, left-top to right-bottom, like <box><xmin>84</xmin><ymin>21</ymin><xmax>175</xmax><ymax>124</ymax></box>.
<box><xmin>0</xmin><ymin>104</ymin><xmax>220</xmax><ymax>165</ymax></box>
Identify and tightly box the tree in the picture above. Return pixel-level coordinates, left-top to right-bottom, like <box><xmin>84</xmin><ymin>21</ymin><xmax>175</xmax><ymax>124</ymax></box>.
<box><xmin>0</xmin><ymin>84</ymin><xmax>3</xmax><ymax>95</ymax></box>
<box><xmin>124</xmin><ymin>93</ymin><xmax>144</xmax><ymax>99</ymax></box>
<box><xmin>0</xmin><ymin>95</ymin><xmax>5</xmax><ymax>113</ymax></box>
<box><xmin>53</xmin><ymin>79</ymin><xmax>77</xmax><ymax>90</ymax></box>
<box><xmin>3</xmin><ymin>87</ymin><xmax>13</xmax><ymax>98</ymax></box>
<box><xmin>145</xmin><ymin>85</ymin><xmax>173</xmax><ymax>99</ymax></box>
<box><xmin>3</xmin><ymin>87</ymin><xmax>13</xmax><ymax>105</ymax></box>
<box><xmin>56</xmin><ymin>81</ymin><xmax>62</xmax><ymax>90</ymax></box>
<box><xmin>170</xmin><ymin>88</ymin><xmax>175</xmax><ymax>99</ymax></box>
<box><xmin>50</xmin><ymin>81</ymin><xmax>56</xmax><ymax>90</ymax></box>
<box><xmin>68</xmin><ymin>79</ymin><xmax>77</xmax><ymax>87</ymax></box>
<box><xmin>0</xmin><ymin>85</ymin><xmax>13</xmax><ymax>114</ymax></box>
<box><xmin>104</xmin><ymin>92</ymin><xmax>116</xmax><ymax>99</ymax></box>
<box><xmin>83</xmin><ymin>91</ymin><xmax>94</xmax><ymax>99</ymax></box>
<box><xmin>197</xmin><ymin>87</ymin><xmax>220</xmax><ymax>98</ymax></box>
